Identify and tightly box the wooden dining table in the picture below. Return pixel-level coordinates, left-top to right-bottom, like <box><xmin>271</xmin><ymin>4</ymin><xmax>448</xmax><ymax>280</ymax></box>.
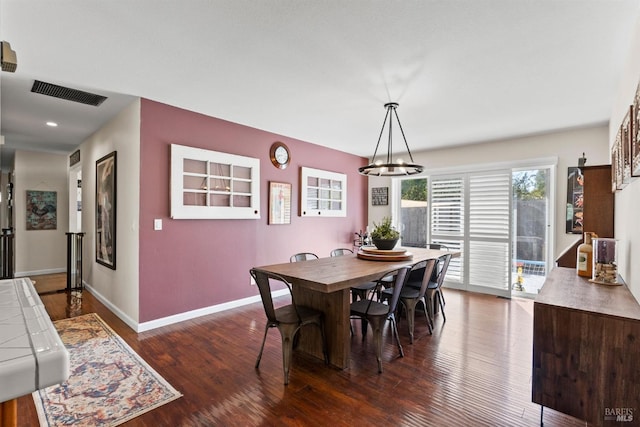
<box><xmin>254</xmin><ymin>247</ymin><xmax>456</xmax><ymax>369</ymax></box>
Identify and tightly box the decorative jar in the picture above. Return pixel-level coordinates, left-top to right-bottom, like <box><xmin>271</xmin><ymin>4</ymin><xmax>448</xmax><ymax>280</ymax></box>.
<box><xmin>592</xmin><ymin>238</ymin><xmax>619</xmax><ymax>285</ymax></box>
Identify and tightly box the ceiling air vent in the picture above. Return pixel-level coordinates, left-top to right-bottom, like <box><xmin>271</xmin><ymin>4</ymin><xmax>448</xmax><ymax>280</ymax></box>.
<box><xmin>31</xmin><ymin>80</ymin><xmax>107</xmax><ymax>106</ymax></box>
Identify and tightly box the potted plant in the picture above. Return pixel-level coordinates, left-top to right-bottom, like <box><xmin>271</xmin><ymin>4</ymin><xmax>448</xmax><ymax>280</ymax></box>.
<box><xmin>370</xmin><ymin>216</ymin><xmax>400</xmax><ymax>250</ymax></box>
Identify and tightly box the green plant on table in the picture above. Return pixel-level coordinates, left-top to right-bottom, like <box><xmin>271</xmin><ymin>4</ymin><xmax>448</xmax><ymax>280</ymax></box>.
<box><xmin>371</xmin><ymin>216</ymin><xmax>400</xmax><ymax>240</ymax></box>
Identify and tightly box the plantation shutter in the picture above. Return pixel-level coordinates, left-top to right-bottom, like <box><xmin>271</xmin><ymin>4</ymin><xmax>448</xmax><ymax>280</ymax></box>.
<box><xmin>430</xmin><ymin>176</ymin><xmax>464</xmax><ymax>282</ymax></box>
<box><xmin>467</xmin><ymin>171</ymin><xmax>512</xmax><ymax>293</ymax></box>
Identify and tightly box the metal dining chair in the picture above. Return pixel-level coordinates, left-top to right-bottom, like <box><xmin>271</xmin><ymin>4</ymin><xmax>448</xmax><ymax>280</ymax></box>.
<box><xmin>349</xmin><ymin>266</ymin><xmax>411</xmax><ymax>373</ymax></box>
<box><xmin>290</xmin><ymin>252</ymin><xmax>319</xmax><ymax>262</ymax></box>
<box><xmin>250</xmin><ymin>268</ymin><xmax>328</xmax><ymax>385</ymax></box>
<box><xmin>380</xmin><ymin>258</ymin><xmax>438</xmax><ymax>343</ymax></box>
<box><xmin>330</xmin><ymin>248</ymin><xmax>378</xmax><ymax>302</ymax></box>
<box><xmin>425</xmin><ymin>243</ymin><xmax>449</xmax><ymax>250</ymax></box>
<box><xmin>425</xmin><ymin>253</ymin><xmax>452</xmax><ymax>323</ymax></box>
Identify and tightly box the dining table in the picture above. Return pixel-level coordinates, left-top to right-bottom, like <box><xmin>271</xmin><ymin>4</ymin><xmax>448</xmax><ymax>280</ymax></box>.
<box><xmin>253</xmin><ymin>247</ymin><xmax>457</xmax><ymax>369</ymax></box>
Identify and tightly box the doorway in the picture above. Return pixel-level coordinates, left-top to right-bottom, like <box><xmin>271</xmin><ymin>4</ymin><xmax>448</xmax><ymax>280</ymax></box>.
<box><xmin>511</xmin><ymin>168</ymin><xmax>552</xmax><ymax>298</ymax></box>
<box><xmin>69</xmin><ymin>166</ymin><xmax>82</xmax><ymax>232</ymax></box>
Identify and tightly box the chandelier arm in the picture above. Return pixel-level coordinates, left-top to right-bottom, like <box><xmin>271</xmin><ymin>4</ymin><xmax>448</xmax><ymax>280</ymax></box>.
<box><xmin>392</xmin><ymin>108</ymin><xmax>416</xmax><ymax>163</ymax></box>
<box><xmin>371</xmin><ymin>107</ymin><xmax>391</xmax><ymax>162</ymax></box>
<box><xmin>387</xmin><ymin>105</ymin><xmax>393</xmax><ymax>163</ymax></box>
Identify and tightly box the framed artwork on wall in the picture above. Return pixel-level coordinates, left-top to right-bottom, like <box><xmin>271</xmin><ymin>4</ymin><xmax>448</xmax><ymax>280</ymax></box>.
<box><xmin>371</xmin><ymin>187</ymin><xmax>389</xmax><ymax>206</ymax></box>
<box><xmin>611</xmin><ymin>139</ymin><xmax>619</xmax><ymax>193</ymax></box>
<box><xmin>269</xmin><ymin>181</ymin><xmax>292</xmax><ymax>224</ymax></box>
<box><xmin>565</xmin><ymin>168</ymin><xmax>583</xmax><ymax>234</ymax></box>
<box><xmin>96</xmin><ymin>151</ymin><xmax>117</xmax><ymax>269</ymax></box>
<box><xmin>26</xmin><ymin>190</ymin><xmax>57</xmax><ymax>230</ymax></box>
<box><xmin>621</xmin><ymin>106</ymin><xmax>632</xmax><ymax>186</ymax></box>
<box><xmin>633</xmin><ymin>82</ymin><xmax>640</xmax><ymax>177</ymax></box>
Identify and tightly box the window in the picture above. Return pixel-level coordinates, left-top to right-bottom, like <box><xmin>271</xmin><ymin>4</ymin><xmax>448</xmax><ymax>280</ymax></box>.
<box><xmin>300</xmin><ymin>167</ymin><xmax>347</xmax><ymax>217</ymax></box>
<box><xmin>170</xmin><ymin>144</ymin><xmax>260</xmax><ymax>219</ymax></box>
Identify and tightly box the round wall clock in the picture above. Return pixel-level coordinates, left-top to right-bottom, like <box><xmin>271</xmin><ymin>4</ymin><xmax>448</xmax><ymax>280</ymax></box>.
<box><xmin>270</xmin><ymin>142</ymin><xmax>290</xmax><ymax>169</ymax></box>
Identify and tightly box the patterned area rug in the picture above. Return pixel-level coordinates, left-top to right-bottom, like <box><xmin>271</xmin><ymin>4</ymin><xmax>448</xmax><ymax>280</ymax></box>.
<box><xmin>33</xmin><ymin>313</ymin><xmax>182</xmax><ymax>426</ymax></box>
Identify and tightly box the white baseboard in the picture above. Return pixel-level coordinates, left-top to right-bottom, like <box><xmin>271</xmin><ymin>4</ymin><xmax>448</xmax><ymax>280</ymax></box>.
<box><xmin>83</xmin><ymin>280</ymin><xmax>288</xmax><ymax>333</ymax></box>
<box><xmin>136</xmin><ymin>289</ymin><xmax>289</xmax><ymax>332</ymax></box>
<box><xmin>15</xmin><ymin>267</ymin><xmax>66</xmax><ymax>277</ymax></box>
<box><xmin>82</xmin><ymin>281</ymin><xmax>139</xmax><ymax>332</ymax></box>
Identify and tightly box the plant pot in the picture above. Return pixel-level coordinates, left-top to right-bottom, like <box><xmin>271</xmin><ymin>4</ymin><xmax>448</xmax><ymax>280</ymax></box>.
<box><xmin>372</xmin><ymin>238</ymin><xmax>399</xmax><ymax>250</ymax></box>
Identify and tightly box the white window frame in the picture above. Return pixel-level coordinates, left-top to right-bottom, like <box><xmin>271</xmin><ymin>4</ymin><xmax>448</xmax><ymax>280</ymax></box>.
<box><xmin>300</xmin><ymin>167</ymin><xmax>347</xmax><ymax>217</ymax></box>
<box><xmin>170</xmin><ymin>144</ymin><xmax>260</xmax><ymax>219</ymax></box>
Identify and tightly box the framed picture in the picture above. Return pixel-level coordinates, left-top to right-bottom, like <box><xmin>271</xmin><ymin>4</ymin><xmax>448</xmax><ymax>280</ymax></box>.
<box><xmin>611</xmin><ymin>140</ymin><xmax>619</xmax><ymax>193</ymax></box>
<box><xmin>269</xmin><ymin>181</ymin><xmax>291</xmax><ymax>224</ymax></box>
<box><xmin>621</xmin><ymin>106</ymin><xmax>632</xmax><ymax>186</ymax></box>
<box><xmin>26</xmin><ymin>190</ymin><xmax>57</xmax><ymax>230</ymax></box>
<box><xmin>96</xmin><ymin>151</ymin><xmax>117</xmax><ymax>269</ymax></box>
<box><xmin>371</xmin><ymin>187</ymin><xmax>389</xmax><ymax>206</ymax></box>
<box><xmin>612</xmin><ymin>126</ymin><xmax>626</xmax><ymax>192</ymax></box>
<box><xmin>565</xmin><ymin>168</ymin><xmax>583</xmax><ymax>234</ymax></box>
<box><xmin>633</xmin><ymin>83</ymin><xmax>640</xmax><ymax>176</ymax></box>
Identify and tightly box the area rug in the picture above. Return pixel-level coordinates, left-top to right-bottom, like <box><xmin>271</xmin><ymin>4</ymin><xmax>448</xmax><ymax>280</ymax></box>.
<box><xmin>33</xmin><ymin>313</ymin><xmax>182</xmax><ymax>426</ymax></box>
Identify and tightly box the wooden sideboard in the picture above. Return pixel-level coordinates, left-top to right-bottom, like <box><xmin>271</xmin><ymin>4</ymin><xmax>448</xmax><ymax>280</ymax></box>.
<box><xmin>532</xmin><ymin>267</ymin><xmax>640</xmax><ymax>425</ymax></box>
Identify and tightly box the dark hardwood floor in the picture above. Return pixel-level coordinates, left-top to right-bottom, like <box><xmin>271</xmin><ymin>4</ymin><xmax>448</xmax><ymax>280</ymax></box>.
<box><xmin>20</xmin><ymin>274</ymin><xmax>587</xmax><ymax>426</ymax></box>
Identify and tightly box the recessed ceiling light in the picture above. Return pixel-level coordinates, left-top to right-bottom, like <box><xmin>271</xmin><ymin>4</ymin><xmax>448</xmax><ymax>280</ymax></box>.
<box><xmin>46</xmin><ymin>121</ymin><xmax>58</xmax><ymax>127</ymax></box>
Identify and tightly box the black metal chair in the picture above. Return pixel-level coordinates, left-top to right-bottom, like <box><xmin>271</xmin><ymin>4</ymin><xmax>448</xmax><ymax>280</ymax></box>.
<box><xmin>380</xmin><ymin>258</ymin><xmax>438</xmax><ymax>343</ymax></box>
<box><xmin>423</xmin><ymin>243</ymin><xmax>450</xmax><ymax>305</ymax></box>
<box><xmin>330</xmin><ymin>248</ymin><xmax>378</xmax><ymax>302</ymax></box>
<box><xmin>425</xmin><ymin>253</ymin><xmax>452</xmax><ymax>323</ymax></box>
<box><xmin>250</xmin><ymin>268</ymin><xmax>328</xmax><ymax>385</ymax></box>
<box><xmin>425</xmin><ymin>243</ymin><xmax>449</xmax><ymax>250</ymax></box>
<box><xmin>329</xmin><ymin>248</ymin><xmax>352</xmax><ymax>257</ymax></box>
<box><xmin>349</xmin><ymin>266</ymin><xmax>411</xmax><ymax>373</ymax></box>
<box><xmin>290</xmin><ymin>252</ymin><xmax>319</xmax><ymax>262</ymax></box>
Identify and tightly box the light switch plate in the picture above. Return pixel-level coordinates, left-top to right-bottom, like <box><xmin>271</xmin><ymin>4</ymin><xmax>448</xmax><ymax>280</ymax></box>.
<box><xmin>154</xmin><ymin>219</ymin><xmax>162</xmax><ymax>230</ymax></box>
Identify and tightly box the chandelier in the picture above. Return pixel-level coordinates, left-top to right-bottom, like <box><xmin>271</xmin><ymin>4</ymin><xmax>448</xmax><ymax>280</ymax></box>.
<box><xmin>358</xmin><ymin>102</ymin><xmax>424</xmax><ymax>176</ymax></box>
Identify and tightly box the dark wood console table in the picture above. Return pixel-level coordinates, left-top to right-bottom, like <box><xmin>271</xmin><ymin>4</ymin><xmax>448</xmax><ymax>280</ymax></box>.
<box><xmin>532</xmin><ymin>267</ymin><xmax>640</xmax><ymax>425</ymax></box>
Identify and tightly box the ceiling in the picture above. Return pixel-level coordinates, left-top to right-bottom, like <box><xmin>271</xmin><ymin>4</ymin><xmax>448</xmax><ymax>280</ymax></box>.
<box><xmin>1</xmin><ymin>1</ymin><xmax>638</xmax><ymax>171</ymax></box>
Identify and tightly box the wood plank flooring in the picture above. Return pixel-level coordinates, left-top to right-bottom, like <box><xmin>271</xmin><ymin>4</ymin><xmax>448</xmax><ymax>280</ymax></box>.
<box><xmin>19</xmin><ymin>274</ymin><xmax>588</xmax><ymax>426</ymax></box>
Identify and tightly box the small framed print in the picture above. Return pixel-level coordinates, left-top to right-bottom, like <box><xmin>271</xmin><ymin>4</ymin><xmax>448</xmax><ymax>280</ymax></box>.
<box><xmin>566</xmin><ymin>167</ymin><xmax>583</xmax><ymax>234</ymax></box>
<box><xmin>611</xmin><ymin>140</ymin><xmax>619</xmax><ymax>193</ymax></box>
<box><xmin>633</xmin><ymin>82</ymin><xmax>640</xmax><ymax>176</ymax></box>
<box><xmin>621</xmin><ymin>106</ymin><xmax>632</xmax><ymax>186</ymax></box>
<box><xmin>269</xmin><ymin>181</ymin><xmax>291</xmax><ymax>224</ymax></box>
<box><xmin>371</xmin><ymin>187</ymin><xmax>388</xmax><ymax>206</ymax></box>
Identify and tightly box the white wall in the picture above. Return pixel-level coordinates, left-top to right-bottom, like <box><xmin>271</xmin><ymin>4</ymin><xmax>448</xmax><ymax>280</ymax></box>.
<box><xmin>609</xmin><ymin>13</ymin><xmax>640</xmax><ymax>300</ymax></box>
<box><xmin>13</xmin><ymin>150</ymin><xmax>69</xmax><ymax>275</ymax></box>
<box><xmin>80</xmin><ymin>99</ymin><xmax>141</xmax><ymax>325</ymax></box>
<box><xmin>367</xmin><ymin>125</ymin><xmax>611</xmax><ymax>260</ymax></box>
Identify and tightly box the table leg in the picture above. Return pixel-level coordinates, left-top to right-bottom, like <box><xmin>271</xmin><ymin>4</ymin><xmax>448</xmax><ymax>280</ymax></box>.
<box><xmin>0</xmin><ymin>399</ymin><xmax>17</xmax><ymax>427</ymax></box>
<box><xmin>292</xmin><ymin>286</ymin><xmax>351</xmax><ymax>369</ymax></box>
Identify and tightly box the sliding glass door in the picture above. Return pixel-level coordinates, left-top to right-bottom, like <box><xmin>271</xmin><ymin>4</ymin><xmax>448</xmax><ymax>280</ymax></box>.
<box><xmin>395</xmin><ymin>164</ymin><xmax>553</xmax><ymax>299</ymax></box>
<box><xmin>511</xmin><ymin>168</ymin><xmax>551</xmax><ymax>297</ymax></box>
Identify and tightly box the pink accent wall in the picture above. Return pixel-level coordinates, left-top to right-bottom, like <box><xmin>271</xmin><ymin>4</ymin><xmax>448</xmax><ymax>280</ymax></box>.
<box><xmin>139</xmin><ymin>99</ymin><xmax>368</xmax><ymax>322</ymax></box>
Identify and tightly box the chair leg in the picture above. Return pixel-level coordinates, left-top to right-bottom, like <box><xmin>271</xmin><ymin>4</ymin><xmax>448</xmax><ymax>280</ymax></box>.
<box><xmin>389</xmin><ymin>315</ymin><xmax>404</xmax><ymax>358</ymax></box>
<box><xmin>422</xmin><ymin>298</ymin><xmax>433</xmax><ymax>333</ymax></box>
<box><xmin>403</xmin><ymin>299</ymin><xmax>417</xmax><ymax>344</ymax></box>
<box><xmin>368</xmin><ymin>317</ymin><xmax>385</xmax><ymax>373</ymax></box>
<box><xmin>279</xmin><ymin>324</ymin><xmax>299</xmax><ymax>385</ymax></box>
<box><xmin>426</xmin><ymin>292</ymin><xmax>436</xmax><ymax>326</ymax></box>
<box><xmin>255</xmin><ymin>324</ymin><xmax>270</xmax><ymax>369</ymax></box>
<box><xmin>437</xmin><ymin>291</ymin><xmax>446</xmax><ymax>322</ymax></box>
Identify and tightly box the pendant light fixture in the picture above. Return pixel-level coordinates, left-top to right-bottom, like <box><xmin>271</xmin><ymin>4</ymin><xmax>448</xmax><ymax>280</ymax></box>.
<box><xmin>358</xmin><ymin>102</ymin><xmax>424</xmax><ymax>176</ymax></box>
